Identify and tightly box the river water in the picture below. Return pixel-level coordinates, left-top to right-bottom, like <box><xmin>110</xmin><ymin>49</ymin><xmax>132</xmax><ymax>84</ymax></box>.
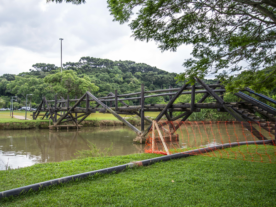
<box><xmin>0</xmin><ymin>122</ymin><xmax>271</xmax><ymax>170</ymax></box>
<box><xmin>0</xmin><ymin>127</ymin><xmax>141</xmax><ymax>170</ymax></box>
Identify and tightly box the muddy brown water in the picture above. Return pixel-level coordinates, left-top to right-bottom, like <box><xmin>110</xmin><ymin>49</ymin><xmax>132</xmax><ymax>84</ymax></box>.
<box><xmin>0</xmin><ymin>123</ymin><xmax>270</xmax><ymax>170</ymax></box>
<box><xmin>0</xmin><ymin>127</ymin><xmax>141</xmax><ymax>170</ymax></box>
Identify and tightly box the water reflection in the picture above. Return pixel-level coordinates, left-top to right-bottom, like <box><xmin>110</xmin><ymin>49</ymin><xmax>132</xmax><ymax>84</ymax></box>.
<box><xmin>0</xmin><ymin>127</ymin><xmax>142</xmax><ymax>170</ymax></box>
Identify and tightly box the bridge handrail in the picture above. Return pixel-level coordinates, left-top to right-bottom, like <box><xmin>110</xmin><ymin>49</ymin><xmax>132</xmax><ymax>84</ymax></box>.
<box><xmin>99</xmin><ymin>84</ymin><xmax>222</xmax><ymax>99</ymax></box>
<box><xmin>238</xmin><ymin>92</ymin><xmax>276</xmax><ymax>112</ymax></box>
<box><xmin>245</xmin><ymin>88</ymin><xmax>276</xmax><ymax>105</ymax></box>
<box><xmin>45</xmin><ymin>89</ymin><xmax>225</xmax><ymax>103</ymax></box>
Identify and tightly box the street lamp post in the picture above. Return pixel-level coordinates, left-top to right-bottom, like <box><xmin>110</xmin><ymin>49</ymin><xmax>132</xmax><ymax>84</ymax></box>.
<box><xmin>25</xmin><ymin>94</ymin><xmax>33</xmax><ymax>120</ymax></box>
<box><xmin>10</xmin><ymin>96</ymin><xmax>17</xmax><ymax>118</ymax></box>
<box><xmin>59</xmin><ymin>38</ymin><xmax>64</xmax><ymax>73</ymax></box>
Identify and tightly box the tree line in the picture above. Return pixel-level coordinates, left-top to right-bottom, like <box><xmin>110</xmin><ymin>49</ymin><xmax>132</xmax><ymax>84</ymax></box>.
<box><xmin>0</xmin><ymin>57</ymin><xmax>187</xmax><ymax>108</ymax></box>
<box><xmin>0</xmin><ymin>56</ymin><xmax>275</xmax><ymax>121</ymax></box>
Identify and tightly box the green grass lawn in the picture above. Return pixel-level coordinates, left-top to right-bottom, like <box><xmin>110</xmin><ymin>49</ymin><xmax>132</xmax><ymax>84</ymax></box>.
<box><xmin>0</xmin><ymin>111</ymin><xmax>159</xmax><ymax>123</ymax></box>
<box><xmin>1</xmin><ymin>145</ymin><xmax>275</xmax><ymax>206</ymax></box>
<box><xmin>0</xmin><ymin>111</ymin><xmax>46</xmax><ymax>123</ymax></box>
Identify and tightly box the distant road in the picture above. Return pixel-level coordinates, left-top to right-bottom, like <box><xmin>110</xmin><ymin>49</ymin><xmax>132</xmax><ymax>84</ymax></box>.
<box><xmin>13</xmin><ymin>115</ymin><xmax>31</xmax><ymax>120</ymax></box>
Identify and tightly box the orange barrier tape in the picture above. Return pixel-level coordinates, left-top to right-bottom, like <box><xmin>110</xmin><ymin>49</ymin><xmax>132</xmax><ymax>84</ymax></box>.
<box><xmin>144</xmin><ymin>121</ymin><xmax>276</xmax><ymax>164</ymax></box>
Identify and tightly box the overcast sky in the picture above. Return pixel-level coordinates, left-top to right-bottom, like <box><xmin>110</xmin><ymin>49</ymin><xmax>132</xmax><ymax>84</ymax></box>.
<box><xmin>0</xmin><ymin>0</ymin><xmax>194</xmax><ymax>76</ymax></box>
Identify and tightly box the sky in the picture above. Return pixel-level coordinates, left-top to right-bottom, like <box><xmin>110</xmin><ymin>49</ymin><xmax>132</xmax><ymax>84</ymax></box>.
<box><xmin>0</xmin><ymin>0</ymin><xmax>194</xmax><ymax>76</ymax></box>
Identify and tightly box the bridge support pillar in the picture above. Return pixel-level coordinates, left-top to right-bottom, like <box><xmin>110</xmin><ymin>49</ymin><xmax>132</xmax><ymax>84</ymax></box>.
<box><xmin>133</xmin><ymin>134</ymin><xmax>147</xmax><ymax>144</ymax></box>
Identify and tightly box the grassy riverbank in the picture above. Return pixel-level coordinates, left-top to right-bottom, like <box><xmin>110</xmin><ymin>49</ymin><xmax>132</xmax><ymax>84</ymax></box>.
<box><xmin>0</xmin><ymin>111</ymin><xmax>40</xmax><ymax>123</ymax></box>
<box><xmin>1</xmin><ymin>146</ymin><xmax>275</xmax><ymax>206</ymax></box>
<box><xmin>0</xmin><ymin>111</ymin><xmax>154</xmax><ymax>130</ymax></box>
<box><xmin>0</xmin><ymin>111</ymin><xmax>126</xmax><ymax>122</ymax></box>
<box><xmin>0</xmin><ymin>111</ymin><xmax>159</xmax><ymax>121</ymax></box>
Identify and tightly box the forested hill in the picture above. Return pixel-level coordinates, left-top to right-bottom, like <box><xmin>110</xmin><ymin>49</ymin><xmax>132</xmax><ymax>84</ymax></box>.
<box><xmin>62</xmin><ymin>57</ymin><xmax>181</xmax><ymax>96</ymax></box>
<box><xmin>2</xmin><ymin>57</ymin><xmax>216</xmax><ymax>108</ymax></box>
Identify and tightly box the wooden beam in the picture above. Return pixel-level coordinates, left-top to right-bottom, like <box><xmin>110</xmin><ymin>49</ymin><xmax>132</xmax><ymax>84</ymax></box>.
<box><xmin>141</xmin><ymin>84</ymin><xmax>145</xmax><ymax>131</ymax></box>
<box><xmin>67</xmin><ymin>95</ymin><xmax>69</xmax><ymax>110</ymax></box>
<box><xmin>43</xmin><ymin>97</ymin><xmax>46</xmax><ymax>110</ymax></box>
<box><xmin>115</xmin><ymin>90</ymin><xmax>118</xmax><ymax>111</ymax></box>
<box><xmin>195</xmin><ymin>77</ymin><xmax>224</xmax><ymax>105</ymax></box>
<box><xmin>55</xmin><ymin>93</ymin><xmax>87</xmax><ymax>125</ymax></box>
<box><xmin>77</xmin><ymin>113</ymin><xmax>91</xmax><ymax>125</ymax></box>
<box><xmin>86</xmin><ymin>91</ymin><xmax>141</xmax><ymax>134</ymax></box>
<box><xmin>75</xmin><ymin>96</ymin><xmax>78</xmax><ymax>120</ymax></box>
<box><xmin>235</xmin><ymin>92</ymin><xmax>276</xmax><ymax>116</ymax></box>
<box><xmin>100</xmin><ymin>89</ymin><xmax>226</xmax><ymax>102</ymax></box>
<box><xmin>154</xmin><ymin>121</ymin><xmax>170</xmax><ymax>155</ymax></box>
<box><xmin>142</xmin><ymin>83</ymin><xmax>189</xmax><ymax>137</ymax></box>
<box><xmin>169</xmin><ymin>86</ymin><xmax>215</xmax><ymax>134</ymax></box>
<box><xmin>98</xmin><ymin>84</ymin><xmax>222</xmax><ymax>98</ymax></box>
<box><xmin>86</xmin><ymin>94</ymin><xmax>89</xmax><ymax>113</ymax></box>
<box><xmin>191</xmin><ymin>84</ymin><xmax>195</xmax><ymax>112</ymax></box>
<box><xmin>169</xmin><ymin>86</ymin><xmax>173</xmax><ymax>118</ymax></box>
<box><xmin>196</xmin><ymin>77</ymin><xmax>268</xmax><ymax>141</ymax></box>
<box><xmin>165</xmin><ymin>111</ymin><xmax>171</xmax><ymax>121</ymax></box>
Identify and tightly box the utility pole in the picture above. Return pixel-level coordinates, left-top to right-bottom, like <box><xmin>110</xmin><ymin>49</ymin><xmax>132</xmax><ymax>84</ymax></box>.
<box><xmin>11</xmin><ymin>96</ymin><xmax>17</xmax><ymax>118</ymax></box>
<box><xmin>59</xmin><ymin>38</ymin><xmax>64</xmax><ymax>73</ymax></box>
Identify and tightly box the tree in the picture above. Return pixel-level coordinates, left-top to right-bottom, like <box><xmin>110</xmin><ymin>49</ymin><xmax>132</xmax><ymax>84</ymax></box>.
<box><xmin>30</xmin><ymin>63</ymin><xmax>58</xmax><ymax>72</ymax></box>
<box><xmin>0</xmin><ymin>97</ymin><xmax>5</xmax><ymax>108</ymax></box>
<box><xmin>44</xmin><ymin>70</ymin><xmax>99</xmax><ymax>98</ymax></box>
<box><xmin>48</xmin><ymin>0</ymin><xmax>276</xmax><ymax>91</ymax></box>
<box><xmin>0</xmin><ymin>78</ymin><xmax>8</xmax><ymax>95</ymax></box>
<box><xmin>1</xmin><ymin>74</ymin><xmax>15</xmax><ymax>81</ymax></box>
<box><xmin>6</xmin><ymin>76</ymin><xmax>52</xmax><ymax>103</ymax></box>
<box><xmin>222</xmin><ymin>65</ymin><xmax>276</xmax><ymax>93</ymax></box>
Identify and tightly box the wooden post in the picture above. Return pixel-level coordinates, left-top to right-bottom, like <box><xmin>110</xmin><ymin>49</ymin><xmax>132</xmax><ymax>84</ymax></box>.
<box><xmin>67</xmin><ymin>95</ymin><xmax>69</xmax><ymax>110</ymax></box>
<box><xmin>141</xmin><ymin>84</ymin><xmax>145</xmax><ymax>131</ymax></box>
<box><xmin>75</xmin><ymin>95</ymin><xmax>78</xmax><ymax>121</ymax></box>
<box><xmin>169</xmin><ymin>86</ymin><xmax>173</xmax><ymax>118</ymax></box>
<box><xmin>43</xmin><ymin>96</ymin><xmax>46</xmax><ymax>110</ymax></box>
<box><xmin>107</xmin><ymin>92</ymin><xmax>113</xmax><ymax>107</ymax></box>
<box><xmin>86</xmin><ymin>94</ymin><xmax>89</xmax><ymax>113</ymax></box>
<box><xmin>152</xmin><ymin>121</ymin><xmax>155</xmax><ymax>153</ymax></box>
<box><xmin>115</xmin><ymin>90</ymin><xmax>118</xmax><ymax>111</ymax></box>
<box><xmin>154</xmin><ymin>121</ymin><xmax>170</xmax><ymax>155</ymax></box>
<box><xmin>216</xmin><ymin>81</ymin><xmax>224</xmax><ymax>111</ymax></box>
<box><xmin>219</xmin><ymin>81</ymin><xmax>224</xmax><ymax>101</ymax></box>
<box><xmin>191</xmin><ymin>84</ymin><xmax>195</xmax><ymax>112</ymax></box>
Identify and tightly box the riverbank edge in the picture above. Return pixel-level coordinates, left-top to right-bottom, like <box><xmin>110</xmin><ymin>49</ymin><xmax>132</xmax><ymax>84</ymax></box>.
<box><xmin>0</xmin><ymin>119</ymin><xmax>245</xmax><ymax>130</ymax></box>
<box><xmin>0</xmin><ymin>119</ymin><xmax>142</xmax><ymax>130</ymax></box>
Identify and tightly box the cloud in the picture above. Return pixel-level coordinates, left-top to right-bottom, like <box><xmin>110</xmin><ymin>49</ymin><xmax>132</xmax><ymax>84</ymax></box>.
<box><xmin>0</xmin><ymin>0</ymin><xmax>193</xmax><ymax>76</ymax></box>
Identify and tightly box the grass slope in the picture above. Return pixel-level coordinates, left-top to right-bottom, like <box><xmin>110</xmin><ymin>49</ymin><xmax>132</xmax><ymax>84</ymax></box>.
<box><xmin>1</xmin><ymin>146</ymin><xmax>276</xmax><ymax>206</ymax></box>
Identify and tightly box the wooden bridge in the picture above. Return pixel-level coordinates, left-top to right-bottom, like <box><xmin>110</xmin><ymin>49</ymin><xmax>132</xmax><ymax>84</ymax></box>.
<box><xmin>32</xmin><ymin>77</ymin><xmax>276</xmax><ymax>143</ymax></box>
